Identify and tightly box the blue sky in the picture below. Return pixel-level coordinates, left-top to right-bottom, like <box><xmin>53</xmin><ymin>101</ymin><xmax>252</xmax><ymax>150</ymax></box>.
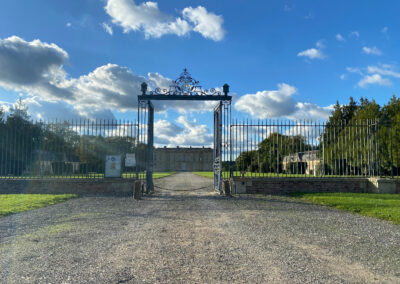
<box><xmin>1</xmin><ymin>0</ymin><xmax>400</xmax><ymax>146</ymax></box>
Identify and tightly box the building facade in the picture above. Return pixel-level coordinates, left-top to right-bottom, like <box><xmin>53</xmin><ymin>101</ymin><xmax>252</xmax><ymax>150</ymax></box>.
<box><xmin>282</xmin><ymin>150</ymin><xmax>320</xmax><ymax>176</ymax></box>
<box><xmin>153</xmin><ymin>147</ymin><xmax>213</xmax><ymax>172</ymax></box>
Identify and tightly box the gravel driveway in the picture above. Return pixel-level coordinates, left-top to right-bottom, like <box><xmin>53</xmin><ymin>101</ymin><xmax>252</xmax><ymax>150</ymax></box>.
<box><xmin>1</xmin><ymin>172</ymin><xmax>399</xmax><ymax>283</ymax></box>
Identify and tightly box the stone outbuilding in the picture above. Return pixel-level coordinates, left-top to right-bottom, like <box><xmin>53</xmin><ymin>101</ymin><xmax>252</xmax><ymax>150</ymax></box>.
<box><xmin>282</xmin><ymin>150</ymin><xmax>320</xmax><ymax>176</ymax></box>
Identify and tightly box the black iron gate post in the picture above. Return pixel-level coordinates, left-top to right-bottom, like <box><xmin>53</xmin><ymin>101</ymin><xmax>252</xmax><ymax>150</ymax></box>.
<box><xmin>147</xmin><ymin>101</ymin><xmax>154</xmax><ymax>193</ymax></box>
<box><xmin>213</xmin><ymin>102</ymin><xmax>222</xmax><ymax>192</ymax></box>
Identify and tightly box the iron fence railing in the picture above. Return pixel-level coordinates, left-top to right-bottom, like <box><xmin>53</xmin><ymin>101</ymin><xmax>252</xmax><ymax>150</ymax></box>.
<box><xmin>229</xmin><ymin>119</ymin><xmax>400</xmax><ymax>179</ymax></box>
<box><xmin>0</xmin><ymin>118</ymin><xmax>139</xmax><ymax>179</ymax></box>
<box><xmin>2</xmin><ymin>116</ymin><xmax>399</xmax><ymax>180</ymax></box>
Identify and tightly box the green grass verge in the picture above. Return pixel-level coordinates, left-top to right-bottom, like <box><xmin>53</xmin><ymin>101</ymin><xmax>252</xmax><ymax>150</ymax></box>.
<box><xmin>0</xmin><ymin>194</ymin><xmax>77</xmax><ymax>218</ymax></box>
<box><xmin>191</xmin><ymin>171</ymin><xmax>384</xmax><ymax>179</ymax></box>
<box><xmin>192</xmin><ymin>172</ymin><xmax>214</xmax><ymax>178</ymax></box>
<box><xmin>291</xmin><ymin>193</ymin><xmax>400</xmax><ymax>224</ymax></box>
<box><xmin>152</xmin><ymin>172</ymin><xmax>176</xmax><ymax>179</ymax></box>
<box><xmin>0</xmin><ymin>172</ymin><xmax>176</xmax><ymax>179</ymax></box>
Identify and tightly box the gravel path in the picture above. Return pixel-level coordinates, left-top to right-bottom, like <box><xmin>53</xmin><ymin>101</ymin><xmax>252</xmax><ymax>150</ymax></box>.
<box><xmin>1</xmin><ymin>172</ymin><xmax>400</xmax><ymax>283</ymax></box>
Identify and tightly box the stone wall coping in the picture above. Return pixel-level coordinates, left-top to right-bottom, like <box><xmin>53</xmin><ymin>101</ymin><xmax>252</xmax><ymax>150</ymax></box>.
<box><xmin>0</xmin><ymin>178</ymin><xmax>135</xmax><ymax>183</ymax></box>
<box><xmin>232</xmin><ymin>177</ymin><xmax>371</xmax><ymax>182</ymax></box>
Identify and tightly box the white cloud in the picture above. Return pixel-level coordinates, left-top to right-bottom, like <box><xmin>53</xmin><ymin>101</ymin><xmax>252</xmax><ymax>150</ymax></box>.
<box><xmin>358</xmin><ymin>74</ymin><xmax>391</xmax><ymax>88</ymax></box>
<box><xmin>349</xmin><ymin>31</ymin><xmax>360</xmax><ymax>38</ymax></box>
<box><xmin>104</xmin><ymin>0</ymin><xmax>224</xmax><ymax>41</ymax></box>
<box><xmin>345</xmin><ymin>63</ymin><xmax>400</xmax><ymax>88</ymax></box>
<box><xmin>182</xmin><ymin>6</ymin><xmax>225</xmax><ymax>41</ymax></box>
<box><xmin>346</xmin><ymin>67</ymin><xmax>362</xmax><ymax>74</ymax></box>
<box><xmin>154</xmin><ymin>117</ymin><xmax>213</xmax><ymax>147</ymax></box>
<box><xmin>298</xmin><ymin>48</ymin><xmax>324</xmax><ymax>59</ymax></box>
<box><xmin>292</xmin><ymin>102</ymin><xmax>333</xmax><ymax>121</ymax></box>
<box><xmin>0</xmin><ymin>36</ymin><xmax>73</xmax><ymax>100</ymax></box>
<box><xmin>362</xmin><ymin>46</ymin><xmax>382</xmax><ymax>56</ymax></box>
<box><xmin>66</xmin><ymin>22</ymin><xmax>72</xmax><ymax>28</ymax></box>
<box><xmin>367</xmin><ymin>64</ymin><xmax>400</xmax><ymax>78</ymax></box>
<box><xmin>0</xmin><ymin>36</ymin><xmax>225</xmax><ymax>119</ymax></box>
<box><xmin>102</xmin><ymin>22</ymin><xmax>113</xmax><ymax>35</ymax></box>
<box><xmin>340</xmin><ymin>74</ymin><xmax>346</xmax><ymax>80</ymax></box>
<box><xmin>297</xmin><ymin>40</ymin><xmax>326</xmax><ymax>59</ymax></box>
<box><xmin>234</xmin><ymin>83</ymin><xmax>333</xmax><ymax>120</ymax></box>
<box><xmin>336</xmin><ymin>34</ymin><xmax>345</xmax><ymax>42</ymax></box>
<box><xmin>235</xmin><ymin>83</ymin><xmax>297</xmax><ymax>119</ymax></box>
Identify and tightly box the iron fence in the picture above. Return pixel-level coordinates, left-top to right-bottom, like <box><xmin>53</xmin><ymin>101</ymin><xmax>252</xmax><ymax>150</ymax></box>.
<box><xmin>0</xmin><ymin>118</ymin><xmax>139</xmax><ymax>179</ymax></box>
<box><xmin>230</xmin><ymin>119</ymin><xmax>400</xmax><ymax>178</ymax></box>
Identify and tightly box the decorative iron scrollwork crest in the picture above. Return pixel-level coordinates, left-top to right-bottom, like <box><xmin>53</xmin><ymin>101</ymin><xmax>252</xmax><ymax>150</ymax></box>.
<box><xmin>146</xmin><ymin>68</ymin><xmax>225</xmax><ymax>96</ymax></box>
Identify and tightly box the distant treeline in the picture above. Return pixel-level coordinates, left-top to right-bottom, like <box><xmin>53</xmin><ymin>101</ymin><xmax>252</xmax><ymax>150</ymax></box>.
<box><xmin>0</xmin><ymin>101</ymin><xmax>143</xmax><ymax>176</ymax></box>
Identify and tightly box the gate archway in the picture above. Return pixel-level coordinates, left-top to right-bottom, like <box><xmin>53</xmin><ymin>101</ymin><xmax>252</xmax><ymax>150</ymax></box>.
<box><xmin>137</xmin><ymin>69</ymin><xmax>231</xmax><ymax>193</ymax></box>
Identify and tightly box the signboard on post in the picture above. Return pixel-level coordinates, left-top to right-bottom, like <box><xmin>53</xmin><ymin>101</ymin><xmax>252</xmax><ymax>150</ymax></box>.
<box><xmin>105</xmin><ymin>155</ymin><xmax>122</xmax><ymax>178</ymax></box>
<box><xmin>125</xmin><ymin>153</ymin><xmax>136</xmax><ymax>167</ymax></box>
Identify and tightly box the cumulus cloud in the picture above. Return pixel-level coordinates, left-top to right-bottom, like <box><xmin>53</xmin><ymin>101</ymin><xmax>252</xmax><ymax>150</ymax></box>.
<box><xmin>349</xmin><ymin>31</ymin><xmax>360</xmax><ymax>38</ymax></box>
<box><xmin>0</xmin><ymin>36</ymin><xmax>71</xmax><ymax>99</ymax></box>
<box><xmin>297</xmin><ymin>40</ymin><xmax>326</xmax><ymax>60</ymax></box>
<box><xmin>235</xmin><ymin>84</ymin><xmax>297</xmax><ymax>118</ymax></box>
<box><xmin>362</xmin><ymin>46</ymin><xmax>382</xmax><ymax>56</ymax></box>
<box><xmin>345</xmin><ymin>63</ymin><xmax>400</xmax><ymax>88</ymax></box>
<box><xmin>358</xmin><ymin>74</ymin><xmax>391</xmax><ymax>88</ymax></box>
<box><xmin>336</xmin><ymin>34</ymin><xmax>345</xmax><ymax>42</ymax></box>
<box><xmin>292</xmin><ymin>102</ymin><xmax>333</xmax><ymax>121</ymax></box>
<box><xmin>0</xmin><ymin>36</ymin><xmax>224</xmax><ymax>119</ymax></box>
<box><xmin>234</xmin><ymin>83</ymin><xmax>333</xmax><ymax>121</ymax></box>
<box><xmin>102</xmin><ymin>22</ymin><xmax>113</xmax><ymax>35</ymax></box>
<box><xmin>154</xmin><ymin>117</ymin><xmax>213</xmax><ymax>147</ymax></box>
<box><xmin>182</xmin><ymin>6</ymin><xmax>225</xmax><ymax>41</ymax></box>
<box><xmin>104</xmin><ymin>0</ymin><xmax>224</xmax><ymax>41</ymax></box>
<box><xmin>367</xmin><ymin>64</ymin><xmax>400</xmax><ymax>78</ymax></box>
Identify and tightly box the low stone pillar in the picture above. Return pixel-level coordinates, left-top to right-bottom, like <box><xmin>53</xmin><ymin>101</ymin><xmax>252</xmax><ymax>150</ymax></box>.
<box><xmin>149</xmin><ymin>183</ymin><xmax>155</xmax><ymax>194</ymax></box>
<box><xmin>368</xmin><ymin>178</ymin><xmax>397</xmax><ymax>193</ymax></box>
<box><xmin>222</xmin><ymin>180</ymin><xmax>231</xmax><ymax>196</ymax></box>
<box><xmin>141</xmin><ymin>182</ymin><xmax>146</xmax><ymax>195</ymax></box>
<box><xmin>229</xmin><ymin>178</ymin><xmax>235</xmax><ymax>194</ymax></box>
<box><xmin>134</xmin><ymin>180</ymin><xmax>142</xmax><ymax>199</ymax></box>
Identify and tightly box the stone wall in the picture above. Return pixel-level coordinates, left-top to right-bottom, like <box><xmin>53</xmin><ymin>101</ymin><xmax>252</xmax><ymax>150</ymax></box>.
<box><xmin>0</xmin><ymin>179</ymin><xmax>135</xmax><ymax>196</ymax></box>
<box><xmin>232</xmin><ymin>177</ymin><xmax>400</xmax><ymax>195</ymax></box>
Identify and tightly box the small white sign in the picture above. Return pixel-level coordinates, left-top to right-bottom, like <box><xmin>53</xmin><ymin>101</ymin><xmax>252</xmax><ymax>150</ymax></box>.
<box><xmin>125</xmin><ymin>153</ymin><xmax>136</xmax><ymax>167</ymax></box>
<box><xmin>105</xmin><ymin>155</ymin><xmax>122</xmax><ymax>178</ymax></box>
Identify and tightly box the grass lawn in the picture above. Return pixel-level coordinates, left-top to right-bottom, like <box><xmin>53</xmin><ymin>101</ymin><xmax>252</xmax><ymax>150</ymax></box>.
<box><xmin>0</xmin><ymin>172</ymin><xmax>176</xmax><ymax>179</ymax></box>
<box><xmin>152</xmin><ymin>172</ymin><xmax>176</xmax><ymax>179</ymax></box>
<box><xmin>0</xmin><ymin>194</ymin><xmax>77</xmax><ymax>218</ymax></box>
<box><xmin>191</xmin><ymin>171</ymin><xmax>367</xmax><ymax>179</ymax></box>
<box><xmin>192</xmin><ymin>172</ymin><xmax>214</xmax><ymax>179</ymax></box>
<box><xmin>292</xmin><ymin>193</ymin><xmax>400</xmax><ymax>224</ymax></box>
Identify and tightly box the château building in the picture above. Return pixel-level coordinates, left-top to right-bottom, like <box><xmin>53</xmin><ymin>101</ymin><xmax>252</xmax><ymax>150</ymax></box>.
<box><xmin>153</xmin><ymin>147</ymin><xmax>213</xmax><ymax>172</ymax></box>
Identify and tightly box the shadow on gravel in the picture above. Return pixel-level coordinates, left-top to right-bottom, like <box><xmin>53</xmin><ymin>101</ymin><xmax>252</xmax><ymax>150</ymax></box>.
<box><xmin>139</xmin><ymin>192</ymin><xmax>327</xmax><ymax>213</ymax></box>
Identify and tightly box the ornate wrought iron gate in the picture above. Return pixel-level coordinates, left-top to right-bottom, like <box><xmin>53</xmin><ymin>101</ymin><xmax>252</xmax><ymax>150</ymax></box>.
<box><xmin>138</xmin><ymin>69</ymin><xmax>231</xmax><ymax>193</ymax></box>
<box><xmin>213</xmin><ymin>103</ymin><xmax>222</xmax><ymax>192</ymax></box>
<box><xmin>213</xmin><ymin>101</ymin><xmax>232</xmax><ymax>192</ymax></box>
<box><xmin>137</xmin><ymin>98</ymin><xmax>154</xmax><ymax>193</ymax></box>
